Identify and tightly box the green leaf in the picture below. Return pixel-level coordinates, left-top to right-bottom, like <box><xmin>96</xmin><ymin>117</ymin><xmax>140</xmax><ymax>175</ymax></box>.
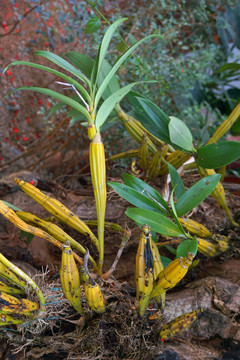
<box><xmin>65</xmin><ymin>51</ymin><xmax>93</xmax><ymax>79</ymax></box>
<box><xmin>95</xmin><ymin>82</ymin><xmax>139</xmax><ymax>129</ymax></box>
<box><xmin>65</xmin><ymin>52</ymin><xmax>121</xmax><ymax>101</ymax></box>
<box><xmin>169</xmin><ymin>116</ymin><xmax>194</xmax><ymax>153</ymax></box>
<box><xmin>161</xmin><ymin>256</ymin><xmax>172</xmax><ymax>268</ymax></box>
<box><xmin>164</xmin><ymin>245</ymin><xmax>177</xmax><ymax>256</ymax></box>
<box><xmin>20</xmin><ymin>230</ymin><xmax>35</xmax><ymax>248</ymax></box>
<box><xmin>115</xmin><ymin>40</ymin><xmax>128</xmax><ymax>52</ymax></box>
<box><xmin>4</xmin><ymin>87</ymin><xmax>91</xmax><ymax>122</ymax></box>
<box><xmin>108</xmin><ymin>182</ymin><xmax>166</xmax><ymax>213</ymax></box>
<box><xmin>213</xmin><ymin>62</ymin><xmax>240</xmax><ymax>74</ymax></box>
<box><xmin>94</xmin><ymin>33</ymin><xmax>162</xmax><ymax>108</ymax></box>
<box><xmin>34</xmin><ymin>51</ymin><xmax>91</xmax><ymax>87</ymax></box>
<box><xmin>131</xmin><ymin>96</ymin><xmax>172</xmax><ymax>144</ymax></box>
<box><xmin>196</xmin><ymin>141</ymin><xmax>240</xmax><ymax>168</ymax></box>
<box><xmin>1</xmin><ymin>201</ymin><xmax>22</xmax><ymax>212</ymax></box>
<box><xmin>122</xmin><ymin>173</ymin><xmax>170</xmax><ymax>213</ymax></box>
<box><xmin>175</xmin><ymin>174</ymin><xmax>221</xmax><ymax>217</ymax></box>
<box><xmin>97</xmin><ymin>59</ymin><xmax>120</xmax><ymax>100</ymax></box>
<box><xmin>176</xmin><ymin>238</ymin><xmax>198</xmax><ymax>258</ymax></box>
<box><xmin>169</xmin><ymin>186</ymin><xmax>188</xmax><ymax>237</ymax></box>
<box><xmin>47</xmin><ymin>101</ymin><xmax>66</xmax><ymax>118</ymax></box>
<box><xmin>68</xmin><ymin>108</ymin><xmax>86</xmax><ymax>122</ymax></box>
<box><xmin>125</xmin><ymin>208</ymin><xmax>185</xmax><ymax>237</ymax></box>
<box><xmin>85</xmin><ymin>16</ymin><xmax>101</xmax><ymax>34</ymax></box>
<box><xmin>4</xmin><ymin>60</ymin><xmax>91</xmax><ymax>104</ymax></box>
<box><xmin>168</xmin><ymin>162</ymin><xmax>185</xmax><ymax>200</ymax></box>
<box><xmin>95</xmin><ymin>18</ymin><xmax>127</xmax><ymax>87</ymax></box>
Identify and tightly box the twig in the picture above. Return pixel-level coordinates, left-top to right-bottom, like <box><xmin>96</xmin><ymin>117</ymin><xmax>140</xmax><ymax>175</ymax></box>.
<box><xmin>102</xmin><ymin>226</ymin><xmax>131</xmax><ymax>280</ymax></box>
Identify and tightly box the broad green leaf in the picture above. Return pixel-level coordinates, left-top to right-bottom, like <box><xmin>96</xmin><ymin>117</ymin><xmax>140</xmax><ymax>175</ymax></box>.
<box><xmin>169</xmin><ymin>116</ymin><xmax>195</xmax><ymax>153</ymax></box>
<box><xmin>95</xmin><ymin>82</ymin><xmax>139</xmax><ymax>129</ymax></box>
<box><xmin>127</xmin><ymin>90</ymin><xmax>146</xmax><ymax>106</ymax></box>
<box><xmin>34</xmin><ymin>51</ymin><xmax>91</xmax><ymax>87</ymax></box>
<box><xmin>123</xmin><ymin>173</ymin><xmax>170</xmax><ymax>213</ymax></box>
<box><xmin>65</xmin><ymin>51</ymin><xmax>93</xmax><ymax>79</ymax></box>
<box><xmin>85</xmin><ymin>16</ymin><xmax>101</xmax><ymax>34</ymax></box>
<box><xmin>3</xmin><ymin>60</ymin><xmax>91</xmax><ymax>103</ymax></box>
<box><xmin>109</xmin><ymin>182</ymin><xmax>166</xmax><ymax>213</ymax></box>
<box><xmin>175</xmin><ymin>174</ymin><xmax>221</xmax><ymax>217</ymax></box>
<box><xmin>161</xmin><ymin>256</ymin><xmax>172</xmax><ymax>268</ymax></box>
<box><xmin>131</xmin><ymin>96</ymin><xmax>171</xmax><ymax>143</ymax></box>
<box><xmin>4</xmin><ymin>87</ymin><xmax>91</xmax><ymax>122</ymax></box>
<box><xmin>196</xmin><ymin>141</ymin><xmax>240</xmax><ymax>168</ymax></box>
<box><xmin>168</xmin><ymin>162</ymin><xmax>185</xmax><ymax>200</ymax></box>
<box><xmin>2</xmin><ymin>201</ymin><xmax>22</xmax><ymax>212</ymax></box>
<box><xmin>96</xmin><ymin>18</ymin><xmax>127</xmax><ymax>87</ymax></box>
<box><xmin>125</xmin><ymin>208</ymin><xmax>185</xmax><ymax>237</ymax></box>
<box><xmin>176</xmin><ymin>238</ymin><xmax>198</xmax><ymax>258</ymax></box>
<box><xmin>94</xmin><ymin>33</ymin><xmax>162</xmax><ymax>108</ymax></box>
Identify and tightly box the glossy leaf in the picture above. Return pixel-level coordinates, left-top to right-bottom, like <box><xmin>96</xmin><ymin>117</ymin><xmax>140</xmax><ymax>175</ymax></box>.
<box><xmin>122</xmin><ymin>173</ymin><xmax>170</xmax><ymax>213</ymax></box>
<box><xmin>85</xmin><ymin>16</ymin><xmax>101</xmax><ymax>34</ymax></box>
<box><xmin>176</xmin><ymin>238</ymin><xmax>198</xmax><ymax>258</ymax></box>
<box><xmin>94</xmin><ymin>34</ymin><xmax>162</xmax><ymax>108</ymax></box>
<box><xmin>34</xmin><ymin>51</ymin><xmax>90</xmax><ymax>86</ymax></box>
<box><xmin>161</xmin><ymin>256</ymin><xmax>172</xmax><ymax>268</ymax></box>
<box><xmin>109</xmin><ymin>182</ymin><xmax>166</xmax><ymax>213</ymax></box>
<box><xmin>95</xmin><ymin>82</ymin><xmax>139</xmax><ymax>129</ymax></box>
<box><xmin>175</xmin><ymin>174</ymin><xmax>221</xmax><ymax>217</ymax></box>
<box><xmin>196</xmin><ymin>141</ymin><xmax>240</xmax><ymax>168</ymax></box>
<box><xmin>169</xmin><ymin>116</ymin><xmax>194</xmax><ymax>153</ymax></box>
<box><xmin>125</xmin><ymin>208</ymin><xmax>185</xmax><ymax>237</ymax></box>
<box><xmin>5</xmin><ymin>87</ymin><xmax>91</xmax><ymax>122</ymax></box>
<box><xmin>129</xmin><ymin>96</ymin><xmax>172</xmax><ymax>144</ymax></box>
<box><xmin>168</xmin><ymin>163</ymin><xmax>185</xmax><ymax>200</ymax></box>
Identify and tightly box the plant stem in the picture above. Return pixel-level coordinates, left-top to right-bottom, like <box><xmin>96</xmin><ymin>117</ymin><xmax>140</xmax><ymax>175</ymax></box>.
<box><xmin>89</xmin><ymin>131</ymin><xmax>106</xmax><ymax>276</ymax></box>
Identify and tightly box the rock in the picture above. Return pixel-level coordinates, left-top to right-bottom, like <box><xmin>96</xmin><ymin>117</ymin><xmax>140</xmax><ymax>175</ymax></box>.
<box><xmin>157</xmin><ymin>277</ymin><xmax>240</xmax><ymax>341</ymax></box>
<box><xmin>153</xmin><ymin>349</ymin><xmax>181</xmax><ymax>360</ymax></box>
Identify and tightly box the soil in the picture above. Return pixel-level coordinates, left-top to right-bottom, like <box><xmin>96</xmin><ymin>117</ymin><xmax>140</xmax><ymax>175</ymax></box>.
<box><xmin>0</xmin><ymin>168</ymin><xmax>240</xmax><ymax>360</ymax></box>
<box><xmin>1</xmin><ymin>2</ymin><xmax>240</xmax><ymax>360</ymax></box>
